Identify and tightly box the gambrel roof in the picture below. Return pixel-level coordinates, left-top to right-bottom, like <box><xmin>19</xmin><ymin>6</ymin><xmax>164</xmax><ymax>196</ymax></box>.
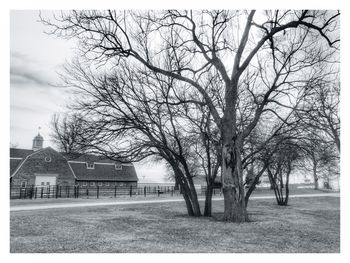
<box><xmin>68</xmin><ymin>162</ymin><xmax>138</xmax><ymax>181</ymax></box>
<box><xmin>10</xmin><ymin>147</ymin><xmax>138</xmax><ymax>182</ymax></box>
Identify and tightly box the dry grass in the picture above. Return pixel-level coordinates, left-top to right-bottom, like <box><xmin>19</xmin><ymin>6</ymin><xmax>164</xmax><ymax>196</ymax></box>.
<box><xmin>10</xmin><ymin>195</ymin><xmax>339</xmax><ymax>253</ymax></box>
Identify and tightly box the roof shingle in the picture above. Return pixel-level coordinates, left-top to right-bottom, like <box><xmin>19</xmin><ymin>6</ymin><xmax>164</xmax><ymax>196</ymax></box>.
<box><xmin>10</xmin><ymin>148</ymin><xmax>33</xmax><ymax>158</ymax></box>
<box><xmin>69</xmin><ymin>162</ymin><xmax>138</xmax><ymax>182</ymax></box>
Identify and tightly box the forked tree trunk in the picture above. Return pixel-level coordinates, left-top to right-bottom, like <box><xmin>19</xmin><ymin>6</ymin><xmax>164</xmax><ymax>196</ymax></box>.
<box><xmin>182</xmin><ymin>189</ymin><xmax>195</xmax><ymax>216</ymax></box>
<box><xmin>184</xmin><ymin>168</ymin><xmax>202</xmax><ymax>216</ymax></box>
<box><xmin>268</xmin><ymin>168</ymin><xmax>290</xmax><ymax>206</ymax></box>
<box><xmin>172</xmin><ymin>166</ymin><xmax>201</xmax><ymax>217</ymax></box>
<box><xmin>220</xmin><ymin>82</ymin><xmax>248</xmax><ymax>222</ymax></box>
<box><xmin>180</xmin><ymin>177</ymin><xmax>201</xmax><ymax>217</ymax></box>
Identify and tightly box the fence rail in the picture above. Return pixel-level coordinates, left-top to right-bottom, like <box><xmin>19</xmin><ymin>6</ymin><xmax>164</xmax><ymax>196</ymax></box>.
<box><xmin>10</xmin><ymin>185</ymin><xmax>223</xmax><ymax>200</ymax></box>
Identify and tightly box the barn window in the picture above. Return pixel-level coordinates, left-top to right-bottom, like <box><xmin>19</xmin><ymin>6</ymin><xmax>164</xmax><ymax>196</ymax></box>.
<box><xmin>86</xmin><ymin>163</ymin><xmax>95</xmax><ymax>169</ymax></box>
<box><xmin>82</xmin><ymin>182</ymin><xmax>87</xmax><ymax>186</ymax></box>
<box><xmin>115</xmin><ymin>164</ymin><xmax>122</xmax><ymax>170</ymax></box>
<box><xmin>98</xmin><ymin>182</ymin><xmax>103</xmax><ymax>186</ymax></box>
<box><xmin>21</xmin><ymin>181</ymin><xmax>27</xmax><ymax>188</ymax></box>
<box><xmin>45</xmin><ymin>157</ymin><xmax>52</xmax><ymax>163</ymax></box>
<box><xmin>90</xmin><ymin>182</ymin><xmax>95</xmax><ymax>186</ymax></box>
<box><xmin>105</xmin><ymin>182</ymin><xmax>110</xmax><ymax>186</ymax></box>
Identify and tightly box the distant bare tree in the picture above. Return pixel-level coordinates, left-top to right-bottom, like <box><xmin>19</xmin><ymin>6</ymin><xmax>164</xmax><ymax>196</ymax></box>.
<box><xmin>298</xmin><ymin>79</ymin><xmax>340</xmax><ymax>153</ymax></box>
<box><xmin>50</xmin><ymin>113</ymin><xmax>89</xmax><ymax>154</ymax></box>
<box><xmin>299</xmin><ymin>130</ymin><xmax>338</xmax><ymax>190</ymax></box>
<box><xmin>263</xmin><ymin>136</ymin><xmax>303</xmax><ymax>206</ymax></box>
<box><xmin>43</xmin><ymin>10</ymin><xmax>339</xmax><ymax>222</ymax></box>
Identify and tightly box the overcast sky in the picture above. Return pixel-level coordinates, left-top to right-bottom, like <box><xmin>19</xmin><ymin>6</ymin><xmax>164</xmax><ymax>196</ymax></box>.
<box><xmin>10</xmin><ymin>10</ymin><xmax>168</xmax><ymax>183</ymax></box>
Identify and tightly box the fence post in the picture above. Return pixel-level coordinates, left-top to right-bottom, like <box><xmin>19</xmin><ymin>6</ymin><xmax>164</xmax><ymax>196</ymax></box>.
<box><xmin>34</xmin><ymin>187</ymin><xmax>37</xmax><ymax>199</ymax></box>
<box><xmin>86</xmin><ymin>188</ymin><xmax>89</xmax><ymax>198</ymax></box>
<box><xmin>129</xmin><ymin>185</ymin><xmax>132</xmax><ymax>197</ymax></box>
<box><xmin>171</xmin><ymin>186</ymin><xmax>174</xmax><ymax>197</ymax></box>
<box><xmin>41</xmin><ymin>187</ymin><xmax>43</xmax><ymax>199</ymax></box>
<box><xmin>144</xmin><ymin>186</ymin><xmax>146</xmax><ymax>197</ymax></box>
<box><xmin>67</xmin><ymin>186</ymin><xmax>70</xmax><ymax>198</ymax></box>
<box><xmin>56</xmin><ymin>185</ymin><xmax>59</xmax><ymax>199</ymax></box>
<box><xmin>114</xmin><ymin>185</ymin><xmax>117</xmax><ymax>198</ymax></box>
<box><xmin>97</xmin><ymin>185</ymin><xmax>99</xmax><ymax>199</ymax></box>
<box><xmin>30</xmin><ymin>185</ymin><xmax>33</xmax><ymax>200</ymax></box>
<box><xmin>77</xmin><ymin>186</ymin><xmax>79</xmax><ymax>198</ymax></box>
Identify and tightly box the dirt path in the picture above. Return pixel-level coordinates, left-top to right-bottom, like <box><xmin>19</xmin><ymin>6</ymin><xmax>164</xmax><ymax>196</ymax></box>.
<box><xmin>10</xmin><ymin>192</ymin><xmax>340</xmax><ymax>212</ymax></box>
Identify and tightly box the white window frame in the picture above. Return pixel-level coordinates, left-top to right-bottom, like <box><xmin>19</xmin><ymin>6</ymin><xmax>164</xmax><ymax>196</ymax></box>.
<box><xmin>86</xmin><ymin>163</ymin><xmax>95</xmax><ymax>169</ymax></box>
<box><xmin>115</xmin><ymin>164</ymin><xmax>122</xmax><ymax>170</ymax></box>
<box><xmin>45</xmin><ymin>156</ymin><xmax>52</xmax><ymax>163</ymax></box>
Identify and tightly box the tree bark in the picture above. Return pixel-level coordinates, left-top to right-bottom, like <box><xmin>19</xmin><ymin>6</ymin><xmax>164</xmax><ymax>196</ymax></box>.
<box><xmin>172</xmin><ymin>164</ymin><xmax>201</xmax><ymax>217</ymax></box>
<box><xmin>222</xmin><ymin>141</ymin><xmax>248</xmax><ymax>222</ymax></box>
<box><xmin>313</xmin><ymin>162</ymin><xmax>319</xmax><ymax>190</ymax></box>
<box><xmin>204</xmin><ymin>184</ymin><xmax>213</xmax><ymax>217</ymax></box>
<box><xmin>285</xmin><ymin>171</ymin><xmax>290</xmax><ymax>205</ymax></box>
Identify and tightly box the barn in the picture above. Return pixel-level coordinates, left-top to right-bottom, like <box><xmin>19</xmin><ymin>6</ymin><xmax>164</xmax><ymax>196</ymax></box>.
<box><xmin>10</xmin><ymin>133</ymin><xmax>138</xmax><ymax>188</ymax></box>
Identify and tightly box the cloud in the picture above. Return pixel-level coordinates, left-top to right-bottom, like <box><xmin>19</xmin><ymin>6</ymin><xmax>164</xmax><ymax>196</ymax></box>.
<box><xmin>10</xmin><ymin>51</ymin><xmax>59</xmax><ymax>89</ymax></box>
<box><xmin>10</xmin><ymin>51</ymin><xmax>36</xmax><ymax>64</ymax></box>
<box><xmin>11</xmin><ymin>104</ymin><xmax>43</xmax><ymax>113</ymax></box>
<box><xmin>10</xmin><ymin>66</ymin><xmax>50</xmax><ymax>87</ymax></box>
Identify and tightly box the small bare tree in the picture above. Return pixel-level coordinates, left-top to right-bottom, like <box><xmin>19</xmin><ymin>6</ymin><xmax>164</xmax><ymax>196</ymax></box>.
<box><xmin>263</xmin><ymin>136</ymin><xmax>302</xmax><ymax>206</ymax></box>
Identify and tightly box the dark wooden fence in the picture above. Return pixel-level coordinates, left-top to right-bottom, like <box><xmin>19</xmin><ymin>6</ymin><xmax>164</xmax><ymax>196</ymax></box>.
<box><xmin>10</xmin><ymin>185</ymin><xmax>180</xmax><ymax>200</ymax></box>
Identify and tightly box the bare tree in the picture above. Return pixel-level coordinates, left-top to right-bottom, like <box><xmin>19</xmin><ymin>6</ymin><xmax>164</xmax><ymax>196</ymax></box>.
<box><xmin>60</xmin><ymin>61</ymin><xmax>203</xmax><ymax>216</ymax></box>
<box><xmin>262</xmin><ymin>135</ymin><xmax>303</xmax><ymax>206</ymax></box>
<box><xmin>50</xmin><ymin>113</ymin><xmax>89</xmax><ymax>155</ymax></box>
<box><xmin>298</xmin><ymin>79</ymin><xmax>340</xmax><ymax>153</ymax></box>
<box><xmin>42</xmin><ymin>10</ymin><xmax>339</xmax><ymax>222</ymax></box>
<box><xmin>187</xmin><ymin>106</ymin><xmax>222</xmax><ymax>217</ymax></box>
<box><xmin>298</xmin><ymin>130</ymin><xmax>337</xmax><ymax>190</ymax></box>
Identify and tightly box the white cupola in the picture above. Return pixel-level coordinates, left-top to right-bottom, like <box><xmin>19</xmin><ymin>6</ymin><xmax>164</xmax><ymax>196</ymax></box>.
<box><xmin>32</xmin><ymin>132</ymin><xmax>44</xmax><ymax>151</ymax></box>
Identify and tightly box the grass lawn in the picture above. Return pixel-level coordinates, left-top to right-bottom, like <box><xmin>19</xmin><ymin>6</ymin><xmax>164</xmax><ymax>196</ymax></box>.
<box><xmin>10</xmin><ymin>195</ymin><xmax>339</xmax><ymax>253</ymax></box>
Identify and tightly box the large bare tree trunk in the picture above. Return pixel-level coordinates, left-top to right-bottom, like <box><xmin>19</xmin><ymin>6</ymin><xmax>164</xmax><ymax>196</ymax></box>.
<box><xmin>222</xmin><ymin>140</ymin><xmax>248</xmax><ymax>222</ymax></box>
